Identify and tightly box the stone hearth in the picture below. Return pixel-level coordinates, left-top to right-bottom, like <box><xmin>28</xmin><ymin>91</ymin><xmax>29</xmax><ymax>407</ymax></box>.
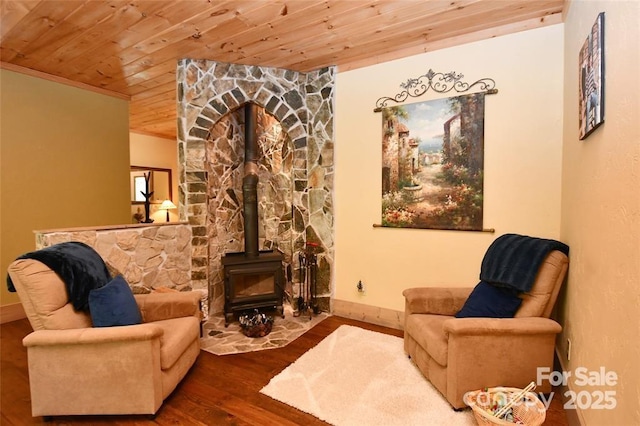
<box><xmin>200</xmin><ymin>305</ymin><xmax>329</xmax><ymax>355</ymax></box>
<box><xmin>177</xmin><ymin>60</ymin><xmax>335</xmax><ymax>318</ymax></box>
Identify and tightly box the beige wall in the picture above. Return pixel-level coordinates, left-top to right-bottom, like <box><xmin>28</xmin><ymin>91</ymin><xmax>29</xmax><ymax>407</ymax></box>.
<box><xmin>335</xmin><ymin>25</ymin><xmax>565</xmax><ymax>311</ymax></box>
<box><xmin>0</xmin><ymin>69</ymin><xmax>131</xmax><ymax>306</ymax></box>
<box><xmin>559</xmin><ymin>1</ymin><xmax>640</xmax><ymax>425</ymax></box>
<box><xmin>129</xmin><ymin>132</ymin><xmax>179</xmax><ymax>223</ymax></box>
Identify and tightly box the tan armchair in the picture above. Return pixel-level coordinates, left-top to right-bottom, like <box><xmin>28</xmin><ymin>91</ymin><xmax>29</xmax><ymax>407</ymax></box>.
<box><xmin>7</xmin><ymin>258</ymin><xmax>202</xmax><ymax>418</ymax></box>
<box><xmin>403</xmin><ymin>249</ymin><xmax>569</xmax><ymax>409</ymax></box>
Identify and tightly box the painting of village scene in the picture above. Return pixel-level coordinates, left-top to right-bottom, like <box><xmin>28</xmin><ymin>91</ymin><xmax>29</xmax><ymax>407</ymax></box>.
<box><xmin>381</xmin><ymin>93</ymin><xmax>485</xmax><ymax>230</ymax></box>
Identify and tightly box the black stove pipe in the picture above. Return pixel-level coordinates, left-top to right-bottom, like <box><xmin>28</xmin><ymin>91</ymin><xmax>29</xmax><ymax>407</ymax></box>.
<box><xmin>243</xmin><ymin>103</ymin><xmax>259</xmax><ymax>258</ymax></box>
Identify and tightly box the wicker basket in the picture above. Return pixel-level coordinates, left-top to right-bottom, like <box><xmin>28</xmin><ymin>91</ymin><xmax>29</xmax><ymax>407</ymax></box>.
<box><xmin>238</xmin><ymin>310</ymin><xmax>274</xmax><ymax>338</ymax></box>
<box><xmin>465</xmin><ymin>387</ymin><xmax>546</xmax><ymax>426</ymax></box>
<box><xmin>241</xmin><ymin>321</ymin><xmax>273</xmax><ymax>338</ymax></box>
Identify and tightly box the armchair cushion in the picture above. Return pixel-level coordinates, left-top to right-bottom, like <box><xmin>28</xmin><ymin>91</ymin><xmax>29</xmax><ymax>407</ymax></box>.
<box><xmin>405</xmin><ymin>314</ymin><xmax>450</xmax><ymax>366</ymax></box>
<box><xmin>7</xmin><ymin>241</ymin><xmax>112</xmax><ymax>311</ymax></box>
<box><xmin>455</xmin><ymin>281</ymin><xmax>522</xmax><ymax>318</ymax></box>
<box><xmin>153</xmin><ymin>317</ymin><xmax>201</xmax><ymax>369</ymax></box>
<box><xmin>516</xmin><ymin>250</ymin><xmax>569</xmax><ymax>318</ymax></box>
<box><xmin>7</xmin><ymin>259</ymin><xmax>92</xmax><ymax>330</ymax></box>
<box><xmin>89</xmin><ymin>276</ymin><xmax>142</xmax><ymax>327</ymax></box>
<box><xmin>134</xmin><ymin>291</ymin><xmax>202</xmax><ymax>323</ymax></box>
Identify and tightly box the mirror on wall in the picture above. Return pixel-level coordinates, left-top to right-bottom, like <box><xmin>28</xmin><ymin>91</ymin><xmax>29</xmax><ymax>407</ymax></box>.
<box><xmin>130</xmin><ymin>166</ymin><xmax>172</xmax><ymax>204</ymax></box>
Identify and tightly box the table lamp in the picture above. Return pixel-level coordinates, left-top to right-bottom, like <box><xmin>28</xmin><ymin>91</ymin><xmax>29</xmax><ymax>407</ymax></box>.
<box><xmin>158</xmin><ymin>200</ymin><xmax>177</xmax><ymax>222</ymax></box>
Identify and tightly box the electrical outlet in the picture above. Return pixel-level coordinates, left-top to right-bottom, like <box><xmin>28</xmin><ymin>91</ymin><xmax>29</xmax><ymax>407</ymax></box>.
<box><xmin>357</xmin><ymin>280</ymin><xmax>365</xmax><ymax>293</ymax></box>
<box><xmin>567</xmin><ymin>338</ymin><xmax>571</xmax><ymax>361</ymax></box>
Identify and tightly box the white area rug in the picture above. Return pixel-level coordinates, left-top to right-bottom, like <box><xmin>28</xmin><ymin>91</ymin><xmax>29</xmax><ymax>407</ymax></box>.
<box><xmin>260</xmin><ymin>325</ymin><xmax>475</xmax><ymax>426</ymax></box>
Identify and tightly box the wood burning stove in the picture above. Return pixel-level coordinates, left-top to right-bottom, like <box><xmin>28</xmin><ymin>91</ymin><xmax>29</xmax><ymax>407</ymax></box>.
<box><xmin>222</xmin><ymin>250</ymin><xmax>284</xmax><ymax>326</ymax></box>
<box><xmin>222</xmin><ymin>102</ymin><xmax>285</xmax><ymax>326</ymax></box>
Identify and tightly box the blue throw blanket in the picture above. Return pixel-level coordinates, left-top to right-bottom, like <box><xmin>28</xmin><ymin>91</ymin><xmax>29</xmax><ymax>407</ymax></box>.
<box><xmin>6</xmin><ymin>242</ymin><xmax>111</xmax><ymax>312</ymax></box>
<box><xmin>480</xmin><ymin>234</ymin><xmax>569</xmax><ymax>293</ymax></box>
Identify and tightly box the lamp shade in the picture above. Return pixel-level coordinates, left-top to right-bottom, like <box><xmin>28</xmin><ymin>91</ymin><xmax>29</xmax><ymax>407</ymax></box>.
<box><xmin>159</xmin><ymin>200</ymin><xmax>177</xmax><ymax>210</ymax></box>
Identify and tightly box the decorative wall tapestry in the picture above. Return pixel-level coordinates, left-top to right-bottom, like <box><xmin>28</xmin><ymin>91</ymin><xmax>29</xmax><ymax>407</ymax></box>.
<box><xmin>376</xmin><ymin>70</ymin><xmax>496</xmax><ymax>232</ymax></box>
<box><xmin>579</xmin><ymin>12</ymin><xmax>605</xmax><ymax>140</ymax></box>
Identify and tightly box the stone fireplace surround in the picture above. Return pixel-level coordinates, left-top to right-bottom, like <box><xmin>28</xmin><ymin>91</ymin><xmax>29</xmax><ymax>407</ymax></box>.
<box><xmin>177</xmin><ymin>60</ymin><xmax>335</xmax><ymax>317</ymax></box>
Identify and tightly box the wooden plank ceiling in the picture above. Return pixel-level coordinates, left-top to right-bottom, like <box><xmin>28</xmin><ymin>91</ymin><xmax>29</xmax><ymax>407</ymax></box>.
<box><xmin>1</xmin><ymin>0</ymin><xmax>565</xmax><ymax>139</ymax></box>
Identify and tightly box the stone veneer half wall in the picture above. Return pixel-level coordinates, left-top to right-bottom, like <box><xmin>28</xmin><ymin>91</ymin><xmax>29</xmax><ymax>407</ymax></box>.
<box><xmin>34</xmin><ymin>222</ymin><xmax>201</xmax><ymax>309</ymax></box>
<box><xmin>177</xmin><ymin>60</ymin><xmax>335</xmax><ymax>315</ymax></box>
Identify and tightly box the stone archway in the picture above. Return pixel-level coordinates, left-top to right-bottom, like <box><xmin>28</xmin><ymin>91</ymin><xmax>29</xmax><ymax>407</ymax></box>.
<box><xmin>177</xmin><ymin>60</ymin><xmax>335</xmax><ymax>316</ymax></box>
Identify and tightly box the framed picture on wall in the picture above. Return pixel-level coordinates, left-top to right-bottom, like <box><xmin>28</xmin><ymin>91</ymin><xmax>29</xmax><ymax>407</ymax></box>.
<box><xmin>380</xmin><ymin>93</ymin><xmax>486</xmax><ymax>231</ymax></box>
<box><xmin>579</xmin><ymin>12</ymin><xmax>605</xmax><ymax>140</ymax></box>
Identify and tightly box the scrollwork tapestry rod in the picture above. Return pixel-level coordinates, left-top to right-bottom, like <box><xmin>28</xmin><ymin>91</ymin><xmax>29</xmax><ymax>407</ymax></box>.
<box><xmin>373</xmin><ymin>69</ymin><xmax>498</xmax><ymax>112</ymax></box>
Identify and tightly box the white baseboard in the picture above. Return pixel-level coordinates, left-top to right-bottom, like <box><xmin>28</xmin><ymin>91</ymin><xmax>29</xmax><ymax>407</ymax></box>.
<box><xmin>332</xmin><ymin>299</ymin><xmax>404</xmax><ymax>330</ymax></box>
<box><xmin>0</xmin><ymin>303</ymin><xmax>26</xmax><ymax>324</ymax></box>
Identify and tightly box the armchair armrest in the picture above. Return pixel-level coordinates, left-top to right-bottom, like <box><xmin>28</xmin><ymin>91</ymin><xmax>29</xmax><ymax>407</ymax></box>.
<box><xmin>403</xmin><ymin>287</ymin><xmax>472</xmax><ymax>316</ymax></box>
<box><xmin>22</xmin><ymin>324</ymin><xmax>163</xmax><ymax>347</ymax></box>
<box><xmin>443</xmin><ymin>317</ymin><xmax>562</xmax><ymax>336</ymax></box>
<box><xmin>135</xmin><ymin>291</ymin><xmax>202</xmax><ymax>323</ymax></box>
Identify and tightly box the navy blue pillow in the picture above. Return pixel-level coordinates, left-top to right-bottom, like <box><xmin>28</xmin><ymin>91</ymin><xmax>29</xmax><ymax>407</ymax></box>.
<box><xmin>88</xmin><ymin>275</ymin><xmax>142</xmax><ymax>327</ymax></box>
<box><xmin>455</xmin><ymin>281</ymin><xmax>522</xmax><ymax>318</ymax></box>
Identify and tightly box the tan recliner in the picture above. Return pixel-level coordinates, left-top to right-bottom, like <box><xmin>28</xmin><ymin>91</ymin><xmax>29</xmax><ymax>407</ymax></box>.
<box><xmin>403</xmin><ymin>250</ymin><xmax>569</xmax><ymax>409</ymax></box>
<box><xmin>7</xmin><ymin>258</ymin><xmax>202</xmax><ymax>418</ymax></box>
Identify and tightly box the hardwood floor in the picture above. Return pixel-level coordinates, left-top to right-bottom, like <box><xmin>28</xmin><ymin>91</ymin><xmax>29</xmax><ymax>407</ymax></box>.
<box><xmin>0</xmin><ymin>316</ymin><xmax>568</xmax><ymax>425</ymax></box>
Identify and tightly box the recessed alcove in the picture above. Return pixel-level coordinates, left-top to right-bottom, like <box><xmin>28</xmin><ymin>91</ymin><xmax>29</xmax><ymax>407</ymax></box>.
<box><xmin>209</xmin><ymin>103</ymin><xmax>291</xmax><ymax>322</ymax></box>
